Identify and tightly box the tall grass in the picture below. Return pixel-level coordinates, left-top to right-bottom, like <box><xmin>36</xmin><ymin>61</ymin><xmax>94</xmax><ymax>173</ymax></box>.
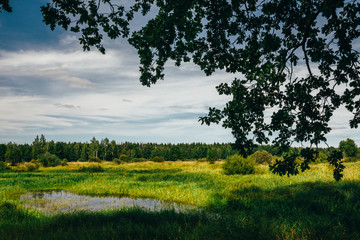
<box><xmin>1</xmin><ymin>161</ymin><xmax>360</xmax><ymax>239</ymax></box>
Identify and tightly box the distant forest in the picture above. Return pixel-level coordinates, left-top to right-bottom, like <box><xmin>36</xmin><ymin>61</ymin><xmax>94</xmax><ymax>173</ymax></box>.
<box><xmin>0</xmin><ymin>135</ymin><xmax>358</xmax><ymax>163</ymax></box>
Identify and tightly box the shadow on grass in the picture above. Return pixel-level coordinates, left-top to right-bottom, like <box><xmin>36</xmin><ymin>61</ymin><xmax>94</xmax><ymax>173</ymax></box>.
<box><xmin>209</xmin><ymin>180</ymin><xmax>360</xmax><ymax>239</ymax></box>
<box><xmin>0</xmin><ymin>202</ymin><xmax>258</xmax><ymax>240</ymax></box>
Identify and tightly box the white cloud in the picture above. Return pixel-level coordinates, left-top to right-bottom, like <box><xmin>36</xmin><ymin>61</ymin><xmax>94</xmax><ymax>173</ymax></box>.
<box><xmin>0</xmin><ymin>34</ymin><xmax>358</xmax><ymax>146</ymax></box>
<box><xmin>0</xmin><ymin>37</ymin><xmax>235</xmax><ymax>144</ymax></box>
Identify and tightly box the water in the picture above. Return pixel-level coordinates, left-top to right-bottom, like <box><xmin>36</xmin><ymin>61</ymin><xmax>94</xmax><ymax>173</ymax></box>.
<box><xmin>20</xmin><ymin>190</ymin><xmax>194</xmax><ymax>214</ymax></box>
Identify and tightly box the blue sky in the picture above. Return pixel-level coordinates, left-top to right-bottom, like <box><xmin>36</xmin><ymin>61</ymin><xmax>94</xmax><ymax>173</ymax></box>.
<box><xmin>0</xmin><ymin>1</ymin><xmax>359</xmax><ymax>146</ymax></box>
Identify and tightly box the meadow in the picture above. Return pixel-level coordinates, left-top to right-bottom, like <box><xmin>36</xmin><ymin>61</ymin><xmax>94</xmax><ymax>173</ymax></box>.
<box><xmin>1</xmin><ymin>161</ymin><xmax>360</xmax><ymax>239</ymax></box>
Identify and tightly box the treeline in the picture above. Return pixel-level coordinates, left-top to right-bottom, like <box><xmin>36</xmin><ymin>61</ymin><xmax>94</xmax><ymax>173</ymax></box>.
<box><xmin>1</xmin><ymin>135</ymin><xmax>359</xmax><ymax>165</ymax></box>
<box><xmin>0</xmin><ymin>135</ymin><xmax>240</xmax><ymax>164</ymax></box>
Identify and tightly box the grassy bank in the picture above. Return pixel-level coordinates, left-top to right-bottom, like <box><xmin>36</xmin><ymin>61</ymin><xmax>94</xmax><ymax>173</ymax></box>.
<box><xmin>1</xmin><ymin>161</ymin><xmax>360</xmax><ymax>239</ymax></box>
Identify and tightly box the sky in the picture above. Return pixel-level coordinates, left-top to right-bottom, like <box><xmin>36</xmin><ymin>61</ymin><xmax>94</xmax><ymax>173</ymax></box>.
<box><xmin>0</xmin><ymin>0</ymin><xmax>359</xmax><ymax>147</ymax></box>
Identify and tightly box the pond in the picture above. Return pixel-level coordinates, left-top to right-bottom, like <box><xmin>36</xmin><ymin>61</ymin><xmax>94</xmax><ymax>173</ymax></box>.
<box><xmin>20</xmin><ymin>190</ymin><xmax>195</xmax><ymax>215</ymax></box>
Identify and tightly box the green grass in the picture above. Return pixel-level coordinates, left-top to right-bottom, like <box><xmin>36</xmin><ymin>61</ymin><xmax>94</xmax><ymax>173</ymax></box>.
<box><xmin>1</xmin><ymin>161</ymin><xmax>360</xmax><ymax>239</ymax></box>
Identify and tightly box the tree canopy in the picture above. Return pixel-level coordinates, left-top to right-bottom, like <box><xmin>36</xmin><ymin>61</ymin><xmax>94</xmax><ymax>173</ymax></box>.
<box><xmin>1</xmin><ymin>0</ymin><xmax>359</xmax><ymax>180</ymax></box>
<box><xmin>339</xmin><ymin>138</ymin><xmax>358</xmax><ymax>157</ymax></box>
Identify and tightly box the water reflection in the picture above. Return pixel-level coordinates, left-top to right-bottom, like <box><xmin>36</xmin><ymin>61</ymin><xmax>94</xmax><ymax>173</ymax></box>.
<box><xmin>20</xmin><ymin>190</ymin><xmax>194</xmax><ymax>214</ymax></box>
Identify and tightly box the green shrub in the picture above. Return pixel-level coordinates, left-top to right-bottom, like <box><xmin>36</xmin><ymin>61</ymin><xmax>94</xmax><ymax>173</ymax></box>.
<box><xmin>25</xmin><ymin>162</ymin><xmax>40</xmax><ymax>172</ymax></box>
<box><xmin>119</xmin><ymin>154</ymin><xmax>130</xmax><ymax>162</ymax></box>
<box><xmin>151</xmin><ymin>156</ymin><xmax>165</xmax><ymax>162</ymax></box>
<box><xmin>223</xmin><ymin>154</ymin><xmax>255</xmax><ymax>175</ymax></box>
<box><xmin>13</xmin><ymin>162</ymin><xmax>39</xmax><ymax>172</ymax></box>
<box><xmin>12</xmin><ymin>164</ymin><xmax>26</xmax><ymax>172</ymax></box>
<box><xmin>315</xmin><ymin>152</ymin><xmax>328</xmax><ymax>163</ymax></box>
<box><xmin>61</xmin><ymin>158</ymin><xmax>68</xmax><ymax>166</ymax></box>
<box><xmin>250</xmin><ymin>150</ymin><xmax>274</xmax><ymax>165</ymax></box>
<box><xmin>113</xmin><ymin>158</ymin><xmax>121</xmax><ymax>164</ymax></box>
<box><xmin>0</xmin><ymin>161</ymin><xmax>11</xmax><ymax>172</ymax></box>
<box><xmin>89</xmin><ymin>157</ymin><xmax>101</xmax><ymax>163</ymax></box>
<box><xmin>206</xmin><ymin>149</ymin><xmax>218</xmax><ymax>164</ymax></box>
<box><xmin>38</xmin><ymin>153</ymin><xmax>61</xmax><ymax>167</ymax></box>
<box><xmin>30</xmin><ymin>159</ymin><xmax>39</xmax><ymax>164</ymax></box>
<box><xmin>78</xmin><ymin>164</ymin><xmax>104</xmax><ymax>173</ymax></box>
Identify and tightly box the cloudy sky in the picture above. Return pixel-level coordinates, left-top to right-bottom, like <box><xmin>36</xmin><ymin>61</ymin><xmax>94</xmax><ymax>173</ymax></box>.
<box><xmin>0</xmin><ymin>1</ymin><xmax>358</xmax><ymax>146</ymax></box>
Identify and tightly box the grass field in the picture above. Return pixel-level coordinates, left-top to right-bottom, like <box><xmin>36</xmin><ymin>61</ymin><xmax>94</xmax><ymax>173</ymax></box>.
<box><xmin>1</xmin><ymin>161</ymin><xmax>360</xmax><ymax>239</ymax></box>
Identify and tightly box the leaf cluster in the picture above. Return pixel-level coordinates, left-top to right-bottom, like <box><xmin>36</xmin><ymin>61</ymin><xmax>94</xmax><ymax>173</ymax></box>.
<box><xmin>0</xmin><ymin>0</ymin><xmax>11</xmax><ymax>13</ymax></box>
<box><xmin>270</xmin><ymin>148</ymin><xmax>344</xmax><ymax>181</ymax></box>
<box><xmin>41</xmin><ymin>0</ymin><xmax>139</xmax><ymax>54</ymax></box>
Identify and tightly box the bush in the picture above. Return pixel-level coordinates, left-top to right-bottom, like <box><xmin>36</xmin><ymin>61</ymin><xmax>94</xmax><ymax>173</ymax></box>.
<box><xmin>12</xmin><ymin>164</ymin><xmax>26</xmax><ymax>172</ymax></box>
<box><xmin>113</xmin><ymin>158</ymin><xmax>121</xmax><ymax>164</ymax></box>
<box><xmin>207</xmin><ymin>149</ymin><xmax>218</xmax><ymax>164</ymax></box>
<box><xmin>24</xmin><ymin>162</ymin><xmax>40</xmax><ymax>172</ymax></box>
<box><xmin>61</xmin><ymin>158</ymin><xmax>68</xmax><ymax>166</ymax></box>
<box><xmin>38</xmin><ymin>153</ymin><xmax>61</xmax><ymax>167</ymax></box>
<box><xmin>151</xmin><ymin>156</ymin><xmax>165</xmax><ymax>162</ymax></box>
<box><xmin>250</xmin><ymin>150</ymin><xmax>274</xmax><ymax>165</ymax></box>
<box><xmin>315</xmin><ymin>152</ymin><xmax>328</xmax><ymax>163</ymax></box>
<box><xmin>119</xmin><ymin>154</ymin><xmax>130</xmax><ymax>162</ymax></box>
<box><xmin>30</xmin><ymin>159</ymin><xmax>39</xmax><ymax>164</ymax></box>
<box><xmin>25</xmin><ymin>162</ymin><xmax>40</xmax><ymax>172</ymax></box>
<box><xmin>89</xmin><ymin>157</ymin><xmax>101</xmax><ymax>163</ymax></box>
<box><xmin>78</xmin><ymin>164</ymin><xmax>104</xmax><ymax>173</ymax></box>
<box><xmin>223</xmin><ymin>154</ymin><xmax>255</xmax><ymax>175</ymax></box>
<box><xmin>0</xmin><ymin>161</ymin><xmax>11</xmax><ymax>172</ymax></box>
<box><xmin>13</xmin><ymin>162</ymin><xmax>39</xmax><ymax>172</ymax></box>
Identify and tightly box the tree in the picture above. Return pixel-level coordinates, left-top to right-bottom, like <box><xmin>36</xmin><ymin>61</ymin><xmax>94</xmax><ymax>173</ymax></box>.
<box><xmin>169</xmin><ymin>145</ymin><xmax>181</xmax><ymax>161</ymax></box>
<box><xmin>39</xmin><ymin>134</ymin><xmax>46</xmax><ymax>150</ymax></box>
<box><xmin>64</xmin><ymin>142</ymin><xmax>77</xmax><ymax>161</ymax></box>
<box><xmin>5</xmin><ymin>142</ymin><xmax>22</xmax><ymax>166</ymax></box>
<box><xmin>32</xmin><ymin>135</ymin><xmax>45</xmax><ymax>160</ymax></box>
<box><xmin>100</xmin><ymin>138</ymin><xmax>111</xmax><ymax>161</ymax></box>
<box><xmin>55</xmin><ymin>141</ymin><xmax>66</xmax><ymax>159</ymax></box>
<box><xmin>80</xmin><ymin>143</ymin><xmax>89</xmax><ymax>161</ymax></box>
<box><xmin>0</xmin><ymin>144</ymin><xmax>6</xmax><ymax>162</ymax></box>
<box><xmin>339</xmin><ymin>138</ymin><xmax>358</xmax><ymax>158</ymax></box>
<box><xmin>20</xmin><ymin>144</ymin><xmax>32</xmax><ymax>162</ymax></box>
<box><xmin>2</xmin><ymin>0</ymin><xmax>359</xmax><ymax>180</ymax></box>
<box><xmin>46</xmin><ymin>140</ymin><xmax>56</xmax><ymax>155</ymax></box>
<box><xmin>206</xmin><ymin>148</ymin><xmax>219</xmax><ymax>164</ymax></box>
<box><xmin>109</xmin><ymin>140</ymin><xmax>118</xmax><ymax>161</ymax></box>
<box><xmin>73</xmin><ymin>143</ymin><xmax>82</xmax><ymax>161</ymax></box>
<box><xmin>89</xmin><ymin>137</ymin><xmax>100</xmax><ymax>158</ymax></box>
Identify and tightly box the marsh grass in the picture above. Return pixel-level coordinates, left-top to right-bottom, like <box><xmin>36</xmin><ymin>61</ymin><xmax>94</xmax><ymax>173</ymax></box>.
<box><xmin>1</xmin><ymin>161</ymin><xmax>360</xmax><ymax>239</ymax></box>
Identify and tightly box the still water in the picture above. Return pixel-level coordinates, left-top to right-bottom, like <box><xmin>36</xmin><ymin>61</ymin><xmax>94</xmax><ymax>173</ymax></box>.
<box><xmin>21</xmin><ymin>190</ymin><xmax>194</xmax><ymax>214</ymax></box>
